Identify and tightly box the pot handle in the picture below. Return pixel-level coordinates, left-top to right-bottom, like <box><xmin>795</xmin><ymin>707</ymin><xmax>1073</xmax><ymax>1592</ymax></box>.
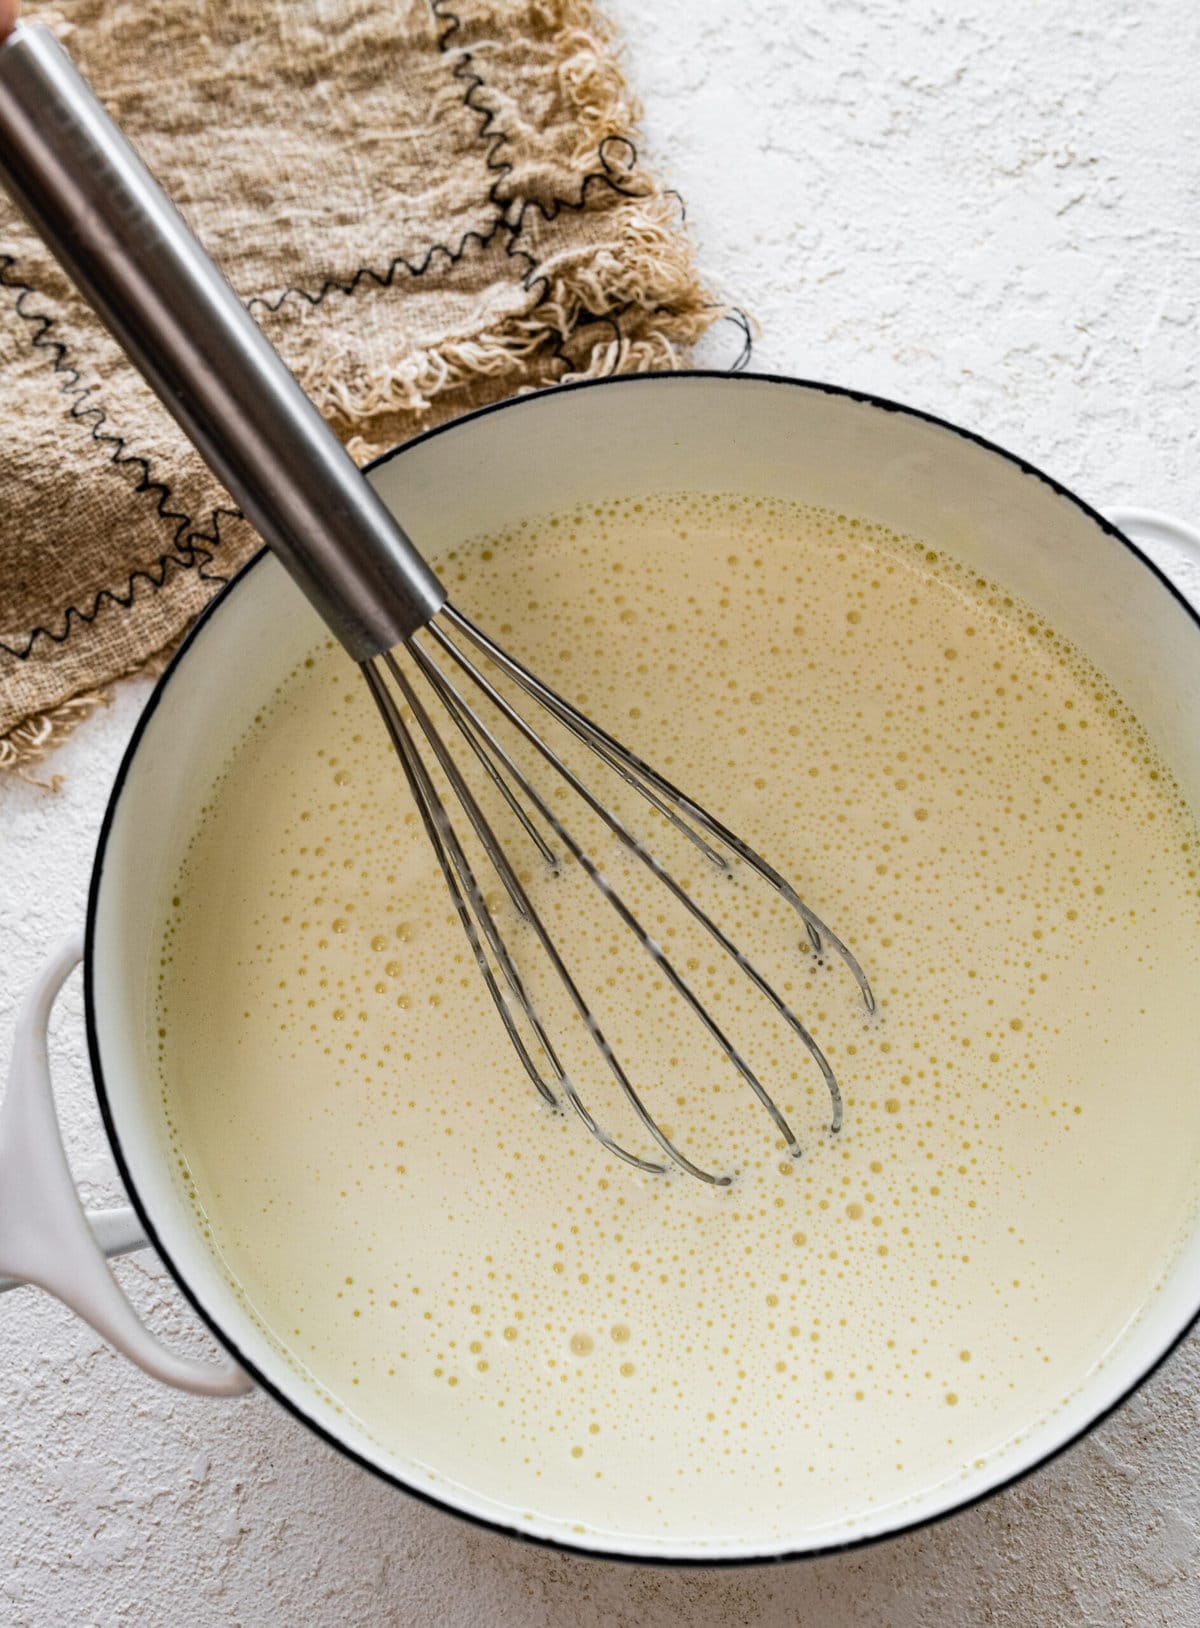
<box><xmin>0</xmin><ymin>936</ymin><xmax>252</xmax><ymax>1396</ymax></box>
<box><xmin>1108</xmin><ymin>507</ymin><xmax>1200</xmax><ymax>568</ymax></box>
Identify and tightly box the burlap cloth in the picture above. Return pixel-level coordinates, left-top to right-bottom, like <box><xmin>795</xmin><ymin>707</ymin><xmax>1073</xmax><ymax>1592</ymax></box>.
<box><xmin>0</xmin><ymin>0</ymin><xmax>729</xmax><ymax>776</ymax></box>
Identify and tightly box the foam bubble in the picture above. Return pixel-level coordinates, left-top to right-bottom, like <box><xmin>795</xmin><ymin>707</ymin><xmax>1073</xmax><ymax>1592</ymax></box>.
<box><xmin>157</xmin><ymin>494</ymin><xmax>1200</xmax><ymax>1543</ymax></box>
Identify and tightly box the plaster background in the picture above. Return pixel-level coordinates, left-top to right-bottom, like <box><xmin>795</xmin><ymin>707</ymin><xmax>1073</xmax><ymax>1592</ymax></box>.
<box><xmin>2</xmin><ymin>1</ymin><xmax>1199</xmax><ymax>1622</ymax></box>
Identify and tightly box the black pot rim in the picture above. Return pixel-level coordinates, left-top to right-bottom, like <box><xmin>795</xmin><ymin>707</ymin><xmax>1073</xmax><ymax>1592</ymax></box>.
<box><xmin>83</xmin><ymin>368</ymin><xmax>1200</xmax><ymax>1569</ymax></box>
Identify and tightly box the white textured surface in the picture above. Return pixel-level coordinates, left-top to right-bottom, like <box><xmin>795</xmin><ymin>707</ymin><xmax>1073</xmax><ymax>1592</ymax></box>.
<box><xmin>3</xmin><ymin>1</ymin><xmax>1199</xmax><ymax>1620</ymax></box>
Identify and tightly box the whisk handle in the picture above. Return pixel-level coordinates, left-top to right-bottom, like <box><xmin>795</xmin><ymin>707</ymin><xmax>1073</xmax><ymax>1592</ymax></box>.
<box><xmin>0</xmin><ymin>24</ymin><xmax>445</xmax><ymax>659</ymax></box>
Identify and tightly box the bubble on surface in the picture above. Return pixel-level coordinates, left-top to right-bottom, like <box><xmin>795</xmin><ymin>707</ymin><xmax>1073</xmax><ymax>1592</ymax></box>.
<box><xmin>156</xmin><ymin>494</ymin><xmax>1200</xmax><ymax>1544</ymax></box>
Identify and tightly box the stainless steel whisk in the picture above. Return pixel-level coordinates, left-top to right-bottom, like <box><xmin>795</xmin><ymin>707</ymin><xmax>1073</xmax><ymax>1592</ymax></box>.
<box><xmin>0</xmin><ymin>23</ymin><xmax>874</xmax><ymax>1184</ymax></box>
<box><xmin>365</xmin><ymin>609</ymin><xmax>875</xmax><ymax>1183</ymax></box>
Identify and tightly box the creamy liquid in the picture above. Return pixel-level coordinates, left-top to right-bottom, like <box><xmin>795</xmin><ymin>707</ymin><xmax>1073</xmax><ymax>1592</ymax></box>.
<box><xmin>158</xmin><ymin>495</ymin><xmax>1200</xmax><ymax>1544</ymax></box>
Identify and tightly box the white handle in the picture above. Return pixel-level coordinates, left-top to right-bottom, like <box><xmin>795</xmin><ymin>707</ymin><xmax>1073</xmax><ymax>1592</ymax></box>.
<box><xmin>0</xmin><ymin>936</ymin><xmax>252</xmax><ymax>1396</ymax></box>
<box><xmin>0</xmin><ymin>1201</ymin><xmax>147</xmax><ymax>1295</ymax></box>
<box><xmin>1108</xmin><ymin>507</ymin><xmax>1200</xmax><ymax>571</ymax></box>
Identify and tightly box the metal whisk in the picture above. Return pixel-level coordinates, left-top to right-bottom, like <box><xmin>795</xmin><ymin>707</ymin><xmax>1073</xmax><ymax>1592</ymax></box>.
<box><xmin>0</xmin><ymin>22</ymin><xmax>873</xmax><ymax>1184</ymax></box>
<box><xmin>362</xmin><ymin>609</ymin><xmax>874</xmax><ymax>1183</ymax></box>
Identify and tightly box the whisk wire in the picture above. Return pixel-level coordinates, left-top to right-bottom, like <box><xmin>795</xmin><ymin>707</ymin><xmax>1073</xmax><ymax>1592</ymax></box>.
<box><xmin>441</xmin><ymin>605</ymin><xmax>876</xmax><ymax>1016</ymax></box>
<box><xmin>421</xmin><ymin>616</ymin><xmax>843</xmax><ymax>1138</ymax></box>
<box><xmin>362</xmin><ymin>602</ymin><xmax>875</xmax><ymax>1184</ymax></box>
<box><xmin>362</xmin><ymin>661</ymin><xmax>560</xmax><ymax>1114</ymax></box>
<box><xmin>381</xmin><ymin>651</ymin><xmax>712</xmax><ymax>1180</ymax></box>
<box><xmin>426</xmin><ymin>672</ymin><xmax>559</xmax><ymax>872</ymax></box>
<box><xmin>369</xmin><ymin>659</ymin><xmax>669</xmax><ymax>1178</ymax></box>
<box><xmin>408</xmin><ymin>641</ymin><xmax>796</xmax><ymax>1173</ymax></box>
<box><xmin>443</xmin><ymin>607</ymin><xmax>733</xmax><ymax>872</ymax></box>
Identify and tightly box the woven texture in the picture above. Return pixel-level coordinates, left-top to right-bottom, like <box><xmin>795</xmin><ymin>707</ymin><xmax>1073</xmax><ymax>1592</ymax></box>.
<box><xmin>0</xmin><ymin>0</ymin><xmax>723</xmax><ymax>772</ymax></box>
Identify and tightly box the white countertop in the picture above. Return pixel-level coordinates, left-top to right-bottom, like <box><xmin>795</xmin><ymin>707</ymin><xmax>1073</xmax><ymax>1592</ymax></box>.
<box><xmin>3</xmin><ymin>1</ymin><xmax>1199</xmax><ymax>1621</ymax></box>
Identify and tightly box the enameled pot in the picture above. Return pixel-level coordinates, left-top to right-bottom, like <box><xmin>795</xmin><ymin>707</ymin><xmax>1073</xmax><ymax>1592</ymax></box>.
<box><xmin>3</xmin><ymin>371</ymin><xmax>1200</xmax><ymax>1563</ymax></box>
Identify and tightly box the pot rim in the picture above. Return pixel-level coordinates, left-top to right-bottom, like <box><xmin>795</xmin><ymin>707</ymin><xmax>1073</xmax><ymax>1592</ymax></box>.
<box><xmin>83</xmin><ymin>367</ymin><xmax>1200</xmax><ymax>1567</ymax></box>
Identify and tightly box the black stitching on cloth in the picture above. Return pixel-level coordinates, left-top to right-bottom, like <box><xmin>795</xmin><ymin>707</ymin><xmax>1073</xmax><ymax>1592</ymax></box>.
<box><xmin>428</xmin><ymin>6</ymin><xmax>675</xmax><ymax>384</ymax></box>
<box><xmin>725</xmin><ymin>308</ymin><xmax>754</xmax><ymax>372</ymax></box>
<box><xmin>2</xmin><ymin>3</ymin><xmax>704</xmax><ymax>662</ymax></box>
<box><xmin>0</xmin><ymin>255</ymin><xmax>236</xmax><ymax>659</ymax></box>
<box><xmin>249</xmin><ymin>6</ymin><xmax>648</xmax><ymax>316</ymax></box>
<box><xmin>245</xmin><ymin>11</ymin><xmax>674</xmax><ymax>468</ymax></box>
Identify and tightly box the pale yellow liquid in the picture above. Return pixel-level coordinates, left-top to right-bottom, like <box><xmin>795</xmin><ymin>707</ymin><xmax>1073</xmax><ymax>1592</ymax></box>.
<box><xmin>158</xmin><ymin>495</ymin><xmax>1200</xmax><ymax>1544</ymax></box>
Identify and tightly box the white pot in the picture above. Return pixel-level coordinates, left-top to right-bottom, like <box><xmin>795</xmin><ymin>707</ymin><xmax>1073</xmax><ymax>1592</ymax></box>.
<box><xmin>3</xmin><ymin>372</ymin><xmax>1200</xmax><ymax>1563</ymax></box>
